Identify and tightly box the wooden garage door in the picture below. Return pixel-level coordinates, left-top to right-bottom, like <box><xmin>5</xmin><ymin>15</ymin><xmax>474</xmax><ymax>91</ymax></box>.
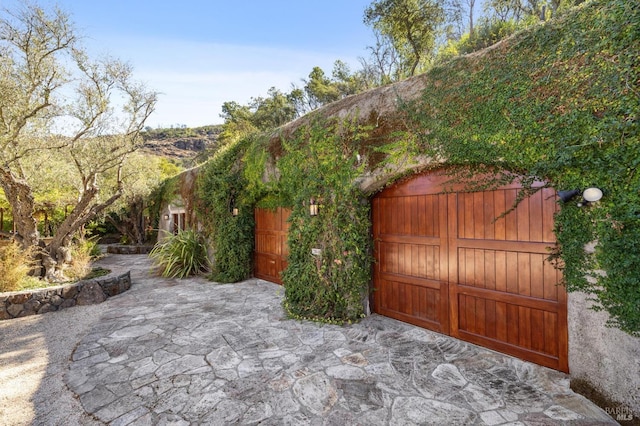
<box><xmin>372</xmin><ymin>171</ymin><xmax>568</xmax><ymax>372</ymax></box>
<box><xmin>254</xmin><ymin>207</ymin><xmax>290</xmax><ymax>285</ymax></box>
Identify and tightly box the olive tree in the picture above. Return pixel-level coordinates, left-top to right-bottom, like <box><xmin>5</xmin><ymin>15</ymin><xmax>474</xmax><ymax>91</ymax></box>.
<box><xmin>0</xmin><ymin>3</ymin><xmax>157</xmax><ymax>280</ymax></box>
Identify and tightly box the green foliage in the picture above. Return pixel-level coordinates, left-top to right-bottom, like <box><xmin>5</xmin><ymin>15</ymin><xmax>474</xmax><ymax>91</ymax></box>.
<box><xmin>396</xmin><ymin>0</ymin><xmax>639</xmax><ymax>334</ymax></box>
<box><xmin>194</xmin><ymin>117</ymin><xmax>373</xmax><ymax>321</ymax></box>
<box><xmin>278</xmin><ymin>119</ymin><xmax>372</xmax><ymax>321</ymax></box>
<box><xmin>196</xmin><ymin>139</ymin><xmax>257</xmax><ymax>282</ymax></box>
<box><xmin>147</xmin><ymin>177</ymin><xmax>179</xmax><ymax>232</ymax></box>
<box><xmin>438</xmin><ymin>18</ymin><xmax>520</xmax><ymax>62</ymax></box>
<box><xmin>364</xmin><ymin>0</ymin><xmax>446</xmax><ymax>77</ymax></box>
<box><xmin>149</xmin><ymin>229</ymin><xmax>209</xmax><ymax>278</ymax></box>
<box><xmin>141</xmin><ymin>125</ymin><xmax>221</xmax><ymax>141</ymax></box>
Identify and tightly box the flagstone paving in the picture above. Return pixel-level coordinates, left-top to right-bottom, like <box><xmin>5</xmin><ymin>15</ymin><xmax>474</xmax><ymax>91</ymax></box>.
<box><xmin>65</xmin><ymin>254</ymin><xmax>616</xmax><ymax>425</ymax></box>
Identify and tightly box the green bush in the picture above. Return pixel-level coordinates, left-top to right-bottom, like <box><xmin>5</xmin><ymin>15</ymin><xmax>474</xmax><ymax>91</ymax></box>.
<box><xmin>149</xmin><ymin>230</ymin><xmax>209</xmax><ymax>278</ymax></box>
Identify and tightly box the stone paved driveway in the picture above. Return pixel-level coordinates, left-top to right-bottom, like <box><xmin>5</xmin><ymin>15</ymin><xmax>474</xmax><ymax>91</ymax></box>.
<box><xmin>66</xmin><ymin>254</ymin><xmax>616</xmax><ymax>425</ymax></box>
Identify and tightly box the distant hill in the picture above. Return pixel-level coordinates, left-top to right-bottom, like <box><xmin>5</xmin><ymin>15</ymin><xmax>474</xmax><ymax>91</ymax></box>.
<box><xmin>140</xmin><ymin>125</ymin><xmax>222</xmax><ymax>160</ymax></box>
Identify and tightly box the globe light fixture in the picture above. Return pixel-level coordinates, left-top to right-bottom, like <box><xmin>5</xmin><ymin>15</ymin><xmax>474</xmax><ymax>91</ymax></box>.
<box><xmin>582</xmin><ymin>187</ymin><xmax>603</xmax><ymax>203</ymax></box>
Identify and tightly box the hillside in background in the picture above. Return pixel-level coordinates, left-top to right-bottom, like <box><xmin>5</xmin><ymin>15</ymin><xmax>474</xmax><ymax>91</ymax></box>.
<box><xmin>141</xmin><ymin>125</ymin><xmax>222</xmax><ymax>162</ymax></box>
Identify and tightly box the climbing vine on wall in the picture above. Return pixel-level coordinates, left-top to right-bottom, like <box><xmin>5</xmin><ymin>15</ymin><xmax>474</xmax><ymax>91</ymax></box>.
<box><xmin>196</xmin><ymin>139</ymin><xmax>257</xmax><ymax>282</ymax></box>
<box><xmin>395</xmin><ymin>0</ymin><xmax>639</xmax><ymax>335</ymax></box>
<box><xmin>278</xmin><ymin>119</ymin><xmax>372</xmax><ymax>322</ymax></box>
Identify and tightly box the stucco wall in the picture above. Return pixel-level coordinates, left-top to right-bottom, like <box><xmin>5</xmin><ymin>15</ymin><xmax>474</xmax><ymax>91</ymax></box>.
<box><xmin>568</xmin><ymin>291</ymin><xmax>640</xmax><ymax>417</ymax></box>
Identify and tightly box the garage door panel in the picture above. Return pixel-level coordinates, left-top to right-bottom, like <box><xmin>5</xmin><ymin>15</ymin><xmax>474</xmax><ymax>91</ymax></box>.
<box><xmin>373</xmin><ymin>170</ymin><xmax>568</xmax><ymax>372</ymax></box>
<box><xmin>380</xmin><ymin>242</ymin><xmax>440</xmax><ymax>279</ymax></box>
<box><xmin>254</xmin><ymin>207</ymin><xmax>290</xmax><ymax>285</ymax></box>
<box><xmin>380</xmin><ymin>195</ymin><xmax>441</xmax><ymax>237</ymax></box>
<box><xmin>376</xmin><ymin>278</ymin><xmax>447</xmax><ymax>333</ymax></box>
<box><xmin>254</xmin><ymin>253</ymin><xmax>279</xmax><ymax>283</ymax></box>
<box><xmin>458</xmin><ymin>293</ymin><xmax>563</xmax><ymax>357</ymax></box>
<box><xmin>255</xmin><ymin>233</ymin><xmax>280</xmax><ymax>256</ymax></box>
<box><xmin>458</xmin><ymin>248</ymin><xmax>559</xmax><ymax>301</ymax></box>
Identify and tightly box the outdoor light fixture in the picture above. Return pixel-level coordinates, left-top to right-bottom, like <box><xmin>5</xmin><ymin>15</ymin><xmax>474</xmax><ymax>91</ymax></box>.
<box><xmin>558</xmin><ymin>189</ymin><xmax>581</xmax><ymax>203</ymax></box>
<box><xmin>309</xmin><ymin>198</ymin><xmax>319</xmax><ymax>216</ymax></box>
<box><xmin>163</xmin><ymin>214</ymin><xmax>170</xmax><ymax>220</ymax></box>
<box><xmin>582</xmin><ymin>187</ymin><xmax>603</xmax><ymax>203</ymax></box>
<box><xmin>558</xmin><ymin>187</ymin><xmax>603</xmax><ymax>206</ymax></box>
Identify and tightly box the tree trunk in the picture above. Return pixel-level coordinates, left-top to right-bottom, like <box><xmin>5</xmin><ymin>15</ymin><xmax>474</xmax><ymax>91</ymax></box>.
<box><xmin>106</xmin><ymin>197</ymin><xmax>147</xmax><ymax>245</ymax></box>
<box><xmin>42</xmin><ymin>175</ymin><xmax>125</xmax><ymax>281</ymax></box>
<box><xmin>0</xmin><ymin>169</ymin><xmax>40</xmax><ymax>249</ymax></box>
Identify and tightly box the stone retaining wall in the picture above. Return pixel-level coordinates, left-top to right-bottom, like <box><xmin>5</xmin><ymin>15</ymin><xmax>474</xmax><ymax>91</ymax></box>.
<box><xmin>0</xmin><ymin>272</ymin><xmax>131</xmax><ymax>321</ymax></box>
<box><xmin>106</xmin><ymin>245</ymin><xmax>154</xmax><ymax>254</ymax></box>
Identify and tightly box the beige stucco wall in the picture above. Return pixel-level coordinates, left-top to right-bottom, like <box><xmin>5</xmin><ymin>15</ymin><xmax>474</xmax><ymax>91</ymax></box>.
<box><xmin>568</xmin><ymin>291</ymin><xmax>640</xmax><ymax>416</ymax></box>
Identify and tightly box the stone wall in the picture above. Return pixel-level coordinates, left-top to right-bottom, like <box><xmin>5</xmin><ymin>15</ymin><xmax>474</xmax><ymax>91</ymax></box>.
<box><xmin>568</xmin><ymin>291</ymin><xmax>640</xmax><ymax>420</ymax></box>
<box><xmin>106</xmin><ymin>245</ymin><xmax>153</xmax><ymax>254</ymax></box>
<box><xmin>0</xmin><ymin>272</ymin><xmax>131</xmax><ymax>321</ymax></box>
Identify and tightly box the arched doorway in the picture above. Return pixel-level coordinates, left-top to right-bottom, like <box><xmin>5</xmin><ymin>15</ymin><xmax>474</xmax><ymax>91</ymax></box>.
<box><xmin>371</xmin><ymin>170</ymin><xmax>568</xmax><ymax>372</ymax></box>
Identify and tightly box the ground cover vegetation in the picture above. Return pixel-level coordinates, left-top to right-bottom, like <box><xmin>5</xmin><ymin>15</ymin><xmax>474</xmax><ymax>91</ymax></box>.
<box><xmin>185</xmin><ymin>0</ymin><xmax>639</xmax><ymax>335</ymax></box>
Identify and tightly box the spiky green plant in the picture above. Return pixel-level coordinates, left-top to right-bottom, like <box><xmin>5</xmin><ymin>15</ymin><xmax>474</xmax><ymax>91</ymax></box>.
<box><xmin>149</xmin><ymin>230</ymin><xmax>209</xmax><ymax>278</ymax></box>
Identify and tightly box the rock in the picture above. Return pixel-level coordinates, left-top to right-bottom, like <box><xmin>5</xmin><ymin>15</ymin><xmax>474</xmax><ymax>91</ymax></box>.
<box><xmin>292</xmin><ymin>373</ymin><xmax>338</xmax><ymax>416</ymax></box>
<box><xmin>7</xmin><ymin>304</ymin><xmax>23</xmax><ymax>317</ymax></box>
<box><xmin>76</xmin><ymin>282</ymin><xmax>106</xmax><ymax>306</ymax></box>
<box><xmin>61</xmin><ymin>285</ymin><xmax>78</xmax><ymax>299</ymax></box>
<box><xmin>99</xmin><ymin>278</ymin><xmax>118</xmax><ymax>297</ymax></box>
<box><xmin>61</xmin><ymin>299</ymin><xmax>76</xmax><ymax>308</ymax></box>
<box><xmin>23</xmin><ymin>299</ymin><xmax>41</xmax><ymax>314</ymax></box>
<box><xmin>50</xmin><ymin>294</ymin><xmax>64</xmax><ymax>306</ymax></box>
<box><xmin>390</xmin><ymin>396</ymin><xmax>476</xmax><ymax>425</ymax></box>
<box><xmin>7</xmin><ymin>293</ymin><xmax>30</xmax><ymax>304</ymax></box>
<box><xmin>0</xmin><ymin>306</ymin><xmax>12</xmax><ymax>320</ymax></box>
<box><xmin>38</xmin><ymin>303</ymin><xmax>57</xmax><ymax>314</ymax></box>
<box><xmin>432</xmin><ymin>363</ymin><xmax>467</xmax><ymax>387</ymax></box>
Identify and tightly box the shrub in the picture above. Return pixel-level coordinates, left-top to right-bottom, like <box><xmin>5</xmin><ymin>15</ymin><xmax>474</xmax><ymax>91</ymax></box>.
<box><xmin>66</xmin><ymin>235</ymin><xmax>102</xmax><ymax>281</ymax></box>
<box><xmin>0</xmin><ymin>241</ymin><xmax>35</xmax><ymax>292</ymax></box>
<box><xmin>149</xmin><ymin>230</ymin><xmax>209</xmax><ymax>278</ymax></box>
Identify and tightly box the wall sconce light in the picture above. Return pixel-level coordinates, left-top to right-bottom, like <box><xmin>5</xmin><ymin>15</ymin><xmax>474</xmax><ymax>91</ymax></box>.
<box><xmin>231</xmin><ymin>207</ymin><xmax>239</xmax><ymax>217</ymax></box>
<box><xmin>558</xmin><ymin>189</ymin><xmax>581</xmax><ymax>203</ymax></box>
<box><xmin>163</xmin><ymin>214</ymin><xmax>170</xmax><ymax>220</ymax></box>
<box><xmin>558</xmin><ymin>187</ymin><xmax>603</xmax><ymax>207</ymax></box>
<box><xmin>309</xmin><ymin>198</ymin><xmax>319</xmax><ymax>216</ymax></box>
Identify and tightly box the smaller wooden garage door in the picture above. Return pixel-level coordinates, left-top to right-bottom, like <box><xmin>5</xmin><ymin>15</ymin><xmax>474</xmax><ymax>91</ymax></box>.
<box><xmin>372</xmin><ymin>171</ymin><xmax>568</xmax><ymax>372</ymax></box>
<box><xmin>254</xmin><ymin>207</ymin><xmax>290</xmax><ymax>284</ymax></box>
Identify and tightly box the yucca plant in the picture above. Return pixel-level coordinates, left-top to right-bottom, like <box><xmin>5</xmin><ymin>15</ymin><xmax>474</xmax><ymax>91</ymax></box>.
<box><xmin>149</xmin><ymin>229</ymin><xmax>209</xmax><ymax>278</ymax></box>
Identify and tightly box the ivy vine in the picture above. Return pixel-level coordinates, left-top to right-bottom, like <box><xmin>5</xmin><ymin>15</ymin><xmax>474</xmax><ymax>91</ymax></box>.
<box><xmin>186</xmin><ymin>0</ymin><xmax>638</xmax><ymax>335</ymax></box>
<box><xmin>397</xmin><ymin>0</ymin><xmax>639</xmax><ymax>335</ymax></box>
<box><xmin>277</xmin><ymin>119</ymin><xmax>372</xmax><ymax>322</ymax></box>
<box><xmin>196</xmin><ymin>139</ymin><xmax>257</xmax><ymax>282</ymax></box>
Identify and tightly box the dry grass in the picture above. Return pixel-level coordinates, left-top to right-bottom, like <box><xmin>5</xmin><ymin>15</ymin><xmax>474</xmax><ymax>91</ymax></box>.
<box><xmin>0</xmin><ymin>241</ymin><xmax>35</xmax><ymax>292</ymax></box>
<box><xmin>65</xmin><ymin>237</ymin><xmax>100</xmax><ymax>281</ymax></box>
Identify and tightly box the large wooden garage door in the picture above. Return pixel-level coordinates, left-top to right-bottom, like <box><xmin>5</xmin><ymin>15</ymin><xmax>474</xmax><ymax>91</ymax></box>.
<box><xmin>254</xmin><ymin>207</ymin><xmax>291</xmax><ymax>285</ymax></box>
<box><xmin>372</xmin><ymin>171</ymin><xmax>568</xmax><ymax>372</ymax></box>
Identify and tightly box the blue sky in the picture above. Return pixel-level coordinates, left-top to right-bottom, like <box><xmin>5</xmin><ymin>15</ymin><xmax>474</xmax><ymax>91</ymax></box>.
<box><xmin>21</xmin><ymin>1</ymin><xmax>378</xmax><ymax>128</ymax></box>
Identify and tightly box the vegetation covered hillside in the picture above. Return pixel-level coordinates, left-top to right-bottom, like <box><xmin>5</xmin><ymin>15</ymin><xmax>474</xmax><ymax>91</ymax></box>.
<box><xmin>141</xmin><ymin>125</ymin><xmax>222</xmax><ymax>164</ymax></box>
<box><xmin>188</xmin><ymin>0</ymin><xmax>639</xmax><ymax>336</ymax></box>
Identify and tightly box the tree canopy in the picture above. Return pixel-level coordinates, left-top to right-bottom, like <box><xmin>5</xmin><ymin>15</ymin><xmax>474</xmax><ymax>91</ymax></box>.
<box><xmin>0</xmin><ymin>2</ymin><xmax>157</xmax><ymax>280</ymax></box>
